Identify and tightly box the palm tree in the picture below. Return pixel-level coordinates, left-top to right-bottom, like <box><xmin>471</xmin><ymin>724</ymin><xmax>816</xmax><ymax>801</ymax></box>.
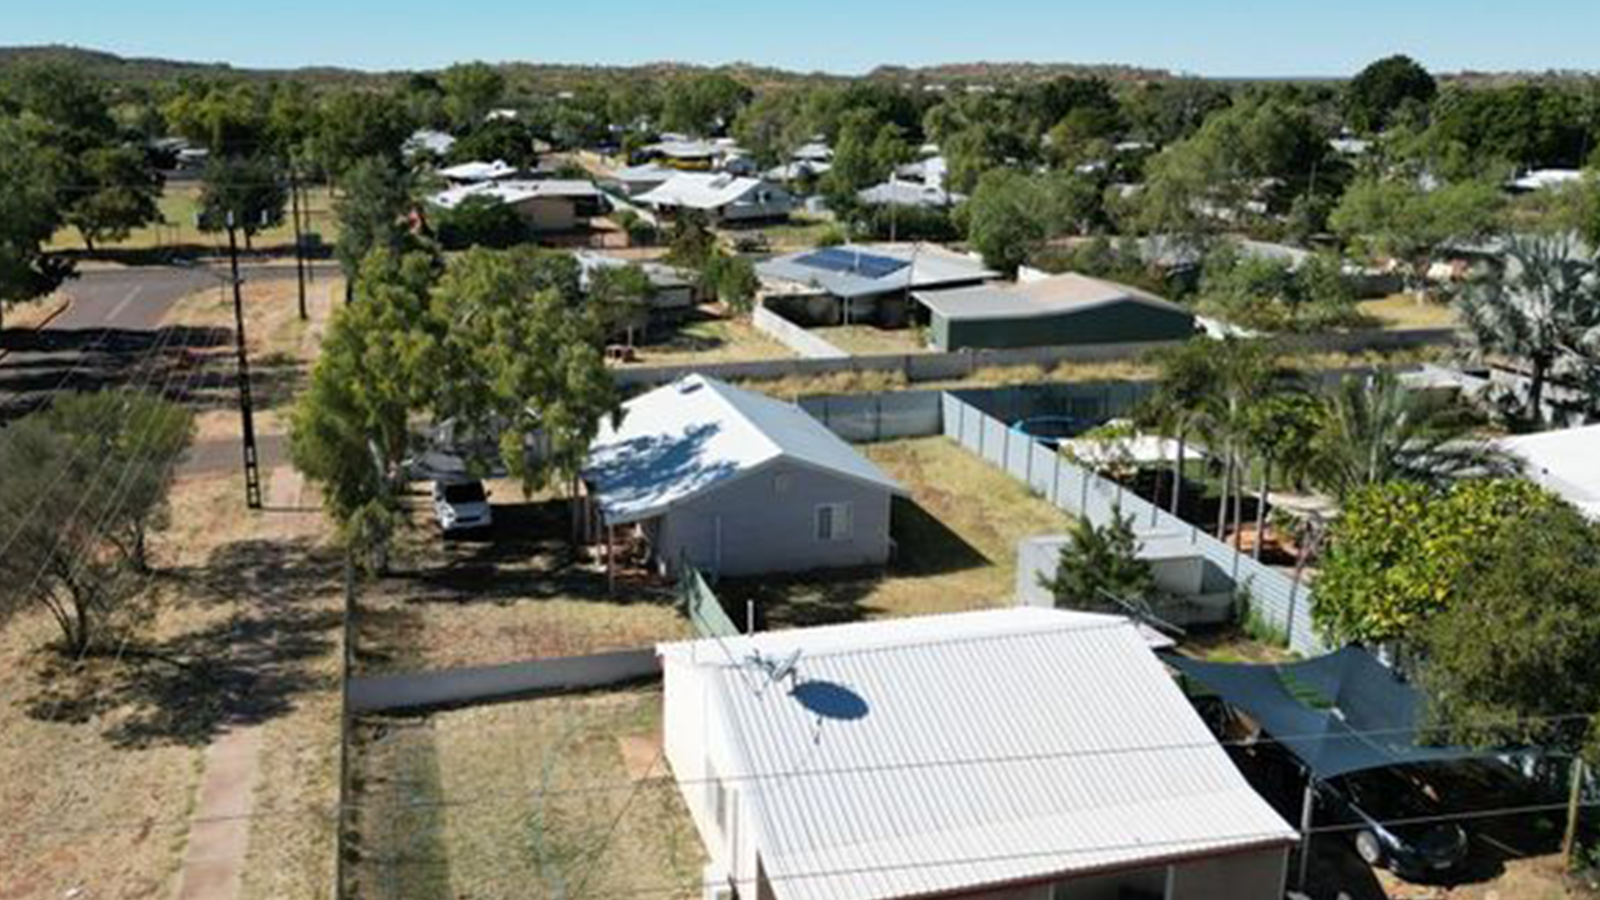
<box><xmin>1202</xmin><ymin>339</ymin><xmax>1296</xmax><ymax>545</ymax></box>
<box><xmin>1455</xmin><ymin>234</ymin><xmax>1600</xmax><ymax>424</ymax></box>
<box><xmin>1311</xmin><ymin>371</ymin><xmax>1504</xmax><ymax>501</ymax></box>
<box><xmin>1141</xmin><ymin>340</ymin><xmax>1216</xmax><ymax>515</ymax></box>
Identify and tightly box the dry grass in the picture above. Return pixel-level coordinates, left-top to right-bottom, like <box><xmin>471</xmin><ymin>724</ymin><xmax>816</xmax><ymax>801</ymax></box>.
<box><xmin>1357</xmin><ymin>293</ymin><xmax>1462</xmax><ymax>330</ymax></box>
<box><xmin>810</xmin><ymin>323</ymin><xmax>932</xmax><ymax>356</ymax></box>
<box><xmin>351</xmin><ymin>689</ymin><xmax>704</xmax><ymax>900</ymax></box>
<box><xmin>0</xmin><ymin>272</ymin><xmax>343</xmax><ymax>900</ymax></box>
<box><xmin>719</xmin><ymin>436</ymin><xmax>1075</xmax><ymax>626</ymax></box>
<box><xmin>1</xmin><ymin>292</ymin><xmax>71</xmax><ymax>333</ymax></box>
<box><xmin>621</xmin><ymin>309</ymin><xmax>794</xmax><ymax>368</ymax></box>
<box><xmin>45</xmin><ymin>184</ymin><xmax>340</xmax><ymax>254</ymax></box>
<box><xmin>357</xmin><ymin>485</ymin><xmax>690</xmax><ymax>676</ymax></box>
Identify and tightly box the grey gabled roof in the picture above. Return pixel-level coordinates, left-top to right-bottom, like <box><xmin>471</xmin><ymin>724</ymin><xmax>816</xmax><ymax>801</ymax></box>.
<box><xmin>915</xmin><ymin>272</ymin><xmax>1191</xmax><ymax>322</ymax></box>
<box><xmin>757</xmin><ymin>244</ymin><xmax>997</xmax><ymax>300</ymax></box>
<box><xmin>585</xmin><ymin>375</ymin><xmax>905</xmax><ymax>525</ymax></box>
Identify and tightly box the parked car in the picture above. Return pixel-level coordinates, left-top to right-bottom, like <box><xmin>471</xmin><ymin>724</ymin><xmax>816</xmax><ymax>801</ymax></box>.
<box><xmin>432</xmin><ymin>478</ymin><xmax>492</xmax><ymax>534</ymax></box>
<box><xmin>1227</xmin><ymin>742</ymin><xmax>1469</xmax><ymax>879</ymax></box>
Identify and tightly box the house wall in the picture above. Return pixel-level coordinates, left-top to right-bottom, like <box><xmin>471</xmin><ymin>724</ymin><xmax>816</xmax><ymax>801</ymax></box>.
<box><xmin>658</xmin><ymin>460</ymin><xmax>893</xmax><ymax>578</ymax></box>
<box><xmin>513</xmin><ymin>197</ymin><xmax>579</xmax><ymax>233</ymax></box>
<box><xmin>1167</xmin><ymin>848</ymin><xmax>1288</xmax><ymax>900</ymax></box>
<box><xmin>934</xmin><ymin>302</ymin><xmax>1197</xmax><ymax>351</ymax></box>
<box><xmin>718</xmin><ymin>184</ymin><xmax>796</xmax><ymax>223</ymax></box>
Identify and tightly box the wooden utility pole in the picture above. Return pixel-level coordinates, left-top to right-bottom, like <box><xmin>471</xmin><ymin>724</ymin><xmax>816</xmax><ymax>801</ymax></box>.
<box><xmin>226</xmin><ymin>212</ymin><xmax>263</xmax><ymax>510</ymax></box>
<box><xmin>290</xmin><ymin>165</ymin><xmax>308</xmax><ymax>321</ymax></box>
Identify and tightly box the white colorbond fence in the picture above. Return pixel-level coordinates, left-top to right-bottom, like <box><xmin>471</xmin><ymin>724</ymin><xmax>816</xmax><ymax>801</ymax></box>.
<box><xmin>940</xmin><ymin>392</ymin><xmax>1325</xmax><ymax>655</ymax></box>
<box><xmin>752</xmin><ymin>305</ymin><xmax>850</xmax><ymax>359</ymax></box>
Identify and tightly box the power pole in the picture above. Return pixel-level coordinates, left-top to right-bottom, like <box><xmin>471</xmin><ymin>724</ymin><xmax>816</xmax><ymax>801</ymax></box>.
<box><xmin>226</xmin><ymin>212</ymin><xmax>264</xmax><ymax>511</ymax></box>
<box><xmin>290</xmin><ymin>164</ymin><xmax>308</xmax><ymax>321</ymax></box>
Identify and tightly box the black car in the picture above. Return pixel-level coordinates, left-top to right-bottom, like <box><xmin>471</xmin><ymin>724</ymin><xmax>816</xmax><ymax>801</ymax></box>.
<box><xmin>1228</xmin><ymin>742</ymin><xmax>1469</xmax><ymax>879</ymax></box>
<box><xmin>1315</xmin><ymin>765</ymin><xmax>1470</xmax><ymax>878</ymax></box>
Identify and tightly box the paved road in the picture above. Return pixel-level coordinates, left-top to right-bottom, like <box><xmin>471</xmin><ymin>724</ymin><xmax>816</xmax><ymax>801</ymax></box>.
<box><xmin>0</xmin><ymin>264</ymin><xmax>330</xmax><ymax>422</ymax></box>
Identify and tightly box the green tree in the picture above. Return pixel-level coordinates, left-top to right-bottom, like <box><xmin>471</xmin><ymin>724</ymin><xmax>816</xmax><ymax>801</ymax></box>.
<box><xmin>440</xmin><ymin>61</ymin><xmax>506</xmax><ymax>129</ymax></box>
<box><xmin>445</xmin><ymin>118</ymin><xmax>538</xmax><ymax>168</ymax></box>
<box><xmin>334</xmin><ymin>156</ymin><xmax>417</xmax><ymax>286</ymax></box>
<box><xmin>1345</xmin><ymin>55</ymin><xmax>1437</xmax><ymax>135</ymax></box>
<box><xmin>587</xmin><ymin>262</ymin><xmax>653</xmax><ymax>345</ymax></box>
<box><xmin>1311</xmin><ymin>371</ymin><xmax>1496</xmax><ymax>501</ymax></box>
<box><xmin>65</xmin><ymin>145</ymin><xmax>163</xmax><ymax>251</ymax></box>
<box><xmin>163</xmin><ymin>83</ymin><xmax>272</xmax><ymax>156</ymax></box>
<box><xmin>1038</xmin><ymin>509</ymin><xmax>1154</xmax><ymax>613</ymax></box>
<box><xmin>315</xmin><ymin>89</ymin><xmax>415</xmax><ymax>177</ymax></box>
<box><xmin>660</xmin><ymin>73</ymin><xmax>752</xmax><ymax>136</ymax></box>
<box><xmin>429</xmin><ymin>248</ymin><xmax>621</xmax><ymax>492</ymax></box>
<box><xmin>291</xmin><ymin>249</ymin><xmax>440</xmax><ymax>540</ymax></box>
<box><xmin>664</xmin><ymin>210</ymin><xmax>717</xmax><ymax>269</ymax></box>
<box><xmin>198</xmin><ymin>153</ymin><xmax>288</xmax><ymax>251</ymax></box>
<box><xmin>1313</xmin><ymin>478</ymin><xmax>1558</xmax><ymax>646</ymax></box>
<box><xmin>1415</xmin><ymin>502</ymin><xmax>1600</xmax><ymax>858</ymax></box>
<box><xmin>434</xmin><ymin>195</ymin><xmax>526</xmax><ymax>250</ymax></box>
<box><xmin>1455</xmin><ymin>234</ymin><xmax>1600</xmax><ymax>424</ymax></box>
<box><xmin>714</xmin><ymin>255</ymin><xmax>759</xmax><ymax>315</ymax></box>
<box><xmin>0</xmin><ymin>392</ymin><xmax>194</xmax><ymax>653</ymax></box>
<box><xmin>0</xmin><ymin>117</ymin><xmax>72</xmax><ymax>329</ymax></box>
<box><xmin>1329</xmin><ymin>176</ymin><xmax>1504</xmax><ymax>296</ymax></box>
<box><xmin>963</xmin><ymin>168</ymin><xmax>1050</xmax><ymax>275</ymax></box>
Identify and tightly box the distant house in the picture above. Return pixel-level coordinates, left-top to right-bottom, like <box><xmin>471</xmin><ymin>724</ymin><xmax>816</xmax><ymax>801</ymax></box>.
<box><xmin>637</xmin><ymin>136</ymin><xmax>748</xmax><ymax>172</ymax></box>
<box><xmin>636</xmin><ymin>173</ymin><xmax>794</xmax><ymax>225</ymax></box>
<box><xmin>658</xmin><ymin>607</ymin><xmax>1297</xmax><ymax>900</ymax></box>
<box><xmin>765</xmin><ymin>159</ymin><xmax>832</xmax><ymax>184</ymax></box>
<box><xmin>894</xmin><ymin>153</ymin><xmax>948</xmax><ymax>189</ymax></box>
<box><xmin>404</xmin><ymin>129</ymin><xmax>457</xmax><ymax>160</ymax></box>
<box><xmin>609</xmin><ymin>163</ymin><xmax>680</xmax><ymax>197</ymax></box>
<box><xmin>583</xmin><ymin>375</ymin><xmax>905</xmax><ymax>578</ymax></box>
<box><xmin>574</xmin><ymin>250</ymin><xmax>699</xmax><ymax>318</ymax></box>
<box><xmin>437</xmin><ymin>159</ymin><xmax>519</xmax><ymax>185</ymax></box>
<box><xmin>1507</xmin><ymin>169</ymin><xmax>1584</xmax><ymax>193</ymax></box>
<box><xmin>428</xmin><ymin>179</ymin><xmax>607</xmax><ymax>233</ymax></box>
<box><xmin>1498</xmin><ymin>423</ymin><xmax>1600</xmax><ymax>520</ymax></box>
<box><xmin>757</xmin><ymin>243</ymin><xmax>996</xmax><ymax>327</ymax></box>
<box><xmin>856</xmin><ymin>179</ymin><xmax>964</xmax><ymax>209</ymax></box>
<box><xmin>914</xmin><ymin>272</ymin><xmax>1197</xmax><ymax>351</ymax></box>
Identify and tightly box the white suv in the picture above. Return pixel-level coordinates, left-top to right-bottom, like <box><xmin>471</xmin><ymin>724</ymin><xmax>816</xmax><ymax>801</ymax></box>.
<box><xmin>432</xmin><ymin>479</ymin><xmax>493</xmax><ymax>534</ymax></box>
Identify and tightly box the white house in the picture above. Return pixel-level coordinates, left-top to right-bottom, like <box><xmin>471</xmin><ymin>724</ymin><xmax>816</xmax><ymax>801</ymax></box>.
<box><xmin>657</xmin><ymin>607</ymin><xmax>1298</xmax><ymax>900</ymax></box>
<box><xmin>583</xmin><ymin>375</ymin><xmax>906</xmax><ymax>577</ymax></box>
<box><xmin>1498</xmin><ymin>423</ymin><xmax>1600</xmax><ymax>519</ymax></box>
<box><xmin>637</xmin><ymin>173</ymin><xmax>795</xmax><ymax>224</ymax></box>
<box><xmin>428</xmin><ymin>179</ymin><xmax>606</xmax><ymax>233</ymax></box>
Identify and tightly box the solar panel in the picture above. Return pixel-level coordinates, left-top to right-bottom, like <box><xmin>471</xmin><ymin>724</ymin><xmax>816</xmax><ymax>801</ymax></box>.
<box><xmin>795</xmin><ymin>247</ymin><xmax>910</xmax><ymax>280</ymax></box>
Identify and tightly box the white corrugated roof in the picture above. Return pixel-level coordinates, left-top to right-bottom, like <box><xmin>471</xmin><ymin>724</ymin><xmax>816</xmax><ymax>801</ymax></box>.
<box><xmin>637</xmin><ymin>172</ymin><xmax>771</xmax><ymax>210</ymax></box>
<box><xmin>585</xmin><ymin>375</ymin><xmax>905</xmax><ymax>525</ymax></box>
<box><xmin>659</xmin><ymin>608</ymin><xmax>1296</xmax><ymax>900</ymax></box>
<box><xmin>757</xmin><ymin>244</ymin><xmax>997</xmax><ymax>300</ymax></box>
<box><xmin>437</xmin><ymin>159</ymin><xmax>517</xmax><ymax>182</ymax></box>
<box><xmin>1499</xmin><ymin>424</ymin><xmax>1600</xmax><ymax>520</ymax></box>
<box><xmin>428</xmin><ymin>179</ymin><xmax>600</xmax><ymax>210</ymax></box>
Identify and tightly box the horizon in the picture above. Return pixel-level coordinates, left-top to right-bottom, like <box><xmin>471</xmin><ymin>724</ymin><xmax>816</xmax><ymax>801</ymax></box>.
<box><xmin>6</xmin><ymin>0</ymin><xmax>1599</xmax><ymax>79</ymax></box>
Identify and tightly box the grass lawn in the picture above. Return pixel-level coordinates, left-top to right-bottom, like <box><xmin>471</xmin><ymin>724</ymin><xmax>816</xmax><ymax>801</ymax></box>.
<box><xmin>620</xmin><ymin>307</ymin><xmax>794</xmax><ymax>368</ymax></box>
<box><xmin>351</xmin><ymin>688</ymin><xmax>704</xmax><ymax>900</ymax></box>
<box><xmin>718</xmin><ymin>436</ymin><xmax>1075</xmax><ymax>626</ymax></box>
<box><xmin>810</xmin><ymin>323</ymin><xmax>932</xmax><ymax>356</ymax></box>
<box><xmin>743</xmin><ymin>213</ymin><xmax>837</xmax><ymax>253</ymax></box>
<box><xmin>357</xmin><ymin>488</ymin><xmax>691</xmax><ymax>676</ymax></box>
<box><xmin>45</xmin><ymin>183</ymin><xmax>340</xmax><ymax>255</ymax></box>
<box><xmin>1356</xmin><ymin>293</ymin><xmax>1462</xmax><ymax>330</ymax></box>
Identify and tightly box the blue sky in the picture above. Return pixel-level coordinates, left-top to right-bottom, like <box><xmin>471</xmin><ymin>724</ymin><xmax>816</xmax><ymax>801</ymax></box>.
<box><xmin>7</xmin><ymin>0</ymin><xmax>1597</xmax><ymax>77</ymax></box>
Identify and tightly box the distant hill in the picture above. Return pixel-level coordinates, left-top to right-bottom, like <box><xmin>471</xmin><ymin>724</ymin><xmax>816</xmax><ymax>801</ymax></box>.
<box><xmin>0</xmin><ymin>45</ymin><xmax>1591</xmax><ymax>92</ymax></box>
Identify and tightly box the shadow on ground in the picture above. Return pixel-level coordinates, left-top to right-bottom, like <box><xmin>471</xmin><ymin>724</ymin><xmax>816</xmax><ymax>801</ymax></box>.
<box><xmin>20</xmin><ymin>535</ymin><xmax>343</xmax><ymax>749</ymax></box>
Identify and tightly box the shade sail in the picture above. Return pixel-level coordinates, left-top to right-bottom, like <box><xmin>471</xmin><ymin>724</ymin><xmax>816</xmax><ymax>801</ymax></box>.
<box><xmin>1167</xmin><ymin>647</ymin><xmax>1480</xmax><ymax>780</ymax></box>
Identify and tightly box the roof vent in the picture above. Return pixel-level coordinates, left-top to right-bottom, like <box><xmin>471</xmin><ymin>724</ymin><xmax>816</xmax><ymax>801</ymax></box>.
<box><xmin>678</xmin><ymin>379</ymin><xmax>704</xmax><ymax>395</ymax></box>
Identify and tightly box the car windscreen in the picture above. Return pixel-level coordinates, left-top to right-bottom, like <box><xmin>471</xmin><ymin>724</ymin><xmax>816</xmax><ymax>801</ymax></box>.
<box><xmin>442</xmin><ymin>482</ymin><xmax>487</xmax><ymax>504</ymax></box>
<box><xmin>1339</xmin><ymin>767</ymin><xmax>1447</xmax><ymax>821</ymax></box>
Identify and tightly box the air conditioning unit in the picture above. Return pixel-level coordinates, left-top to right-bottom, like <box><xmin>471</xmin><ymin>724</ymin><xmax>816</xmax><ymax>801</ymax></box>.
<box><xmin>703</xmin><ymin>863</ymin><xmax>735</xmax><ymax>900</ymax></box>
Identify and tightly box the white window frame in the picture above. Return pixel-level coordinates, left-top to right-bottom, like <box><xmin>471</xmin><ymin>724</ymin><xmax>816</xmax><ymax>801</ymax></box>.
<box><xmin>815</xmin><ymin>502</ymin><xmax>853</xmax><ymax>542</ymax></box>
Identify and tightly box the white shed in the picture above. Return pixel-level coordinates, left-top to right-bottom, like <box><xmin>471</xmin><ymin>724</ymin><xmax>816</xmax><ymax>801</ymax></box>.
<box><xmin>658</xmin><ymin>608</ymin><xmax>1297</xmax><ymax>900</ymax></box>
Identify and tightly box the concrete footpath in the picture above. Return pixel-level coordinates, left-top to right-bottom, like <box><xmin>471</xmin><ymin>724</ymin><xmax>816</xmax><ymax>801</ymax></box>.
<box><xmin>172</xmin><ymin>727</ymin><xmax>263</xmax><ymax>900</ymax></box>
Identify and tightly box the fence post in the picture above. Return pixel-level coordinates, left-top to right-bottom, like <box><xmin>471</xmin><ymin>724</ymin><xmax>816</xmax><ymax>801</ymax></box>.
<box><xmin>1052</xmin><ymin>452</ymin><xmax>1062</xmax><ymax>507</ymax></box>
<box><xmin>1003</xmin><ymin>420</ymin><xmax>1011</xmax><ymax>471</ymax></box>
<box><xmin>335</xmin><ymin>552</ymin><xmax>356</xmax><ymax>900</ymax></box>
<box><xmin>1080</xmin><ymin>470</ymin><xmax>1090</xmax><ymax>520</ymax></box>
<box><xmin>875</xmin><ymin>394</ymin><xmax>883</xmax><ymax>443</ymax></box>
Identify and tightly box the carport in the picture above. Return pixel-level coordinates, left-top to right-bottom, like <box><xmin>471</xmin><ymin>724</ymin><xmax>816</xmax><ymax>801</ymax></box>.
<box><xmin>1168</xmin><ymin>647</ymin><xmax>1482</xmax><ymax>889</ymax></box>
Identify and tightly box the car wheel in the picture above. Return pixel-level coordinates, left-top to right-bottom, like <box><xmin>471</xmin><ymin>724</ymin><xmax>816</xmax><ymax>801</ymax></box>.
<box><xmin>1354</xmin><ymin>830</ymin><xmax>1385</xmax><ymax>867</ymax></box>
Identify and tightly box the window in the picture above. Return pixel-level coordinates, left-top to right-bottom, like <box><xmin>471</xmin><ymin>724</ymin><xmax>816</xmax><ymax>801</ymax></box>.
<box><xmin>815</xmin><ymin>502</ymin><xmax>852</xmax><ymax>542</ymax></box>
<box><xmin>773</xmin><ymin>473</ymin><xmax>792</xmax><ymax>495</ymax></box>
